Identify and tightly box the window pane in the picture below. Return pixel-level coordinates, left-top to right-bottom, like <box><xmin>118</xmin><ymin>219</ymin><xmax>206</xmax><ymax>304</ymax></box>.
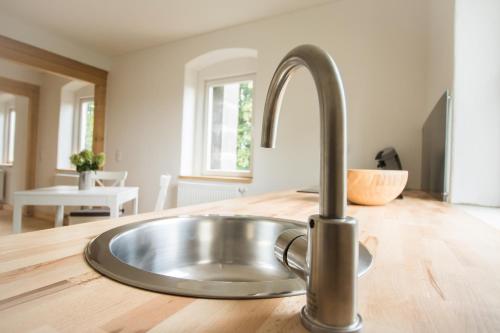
<box><xmin>0</xmin><ymin>111</ymin><xmax>5</xmax><ymax>163</ymax></box>
<box><xmin>7</xmin><ymin>110</ymin><xmax>16</xmax><ymax>163</ymax></box>
<box><xmin>237</xmin><ymin>81</ymin><xmax>253</xmax><ymax>170</ymax></box>
<box><xmin>80</xmin><ymin>100</ymin><xmax>94</xmax><ymax>151</ymax></box>
<box><xmin>207</xmin><ymin>80</ymin><xmax>253</xmax><ymax>172</ymax></box>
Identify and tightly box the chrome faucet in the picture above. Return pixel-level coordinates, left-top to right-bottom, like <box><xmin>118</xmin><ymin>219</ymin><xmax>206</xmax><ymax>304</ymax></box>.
<box><xmin>262</xmin><ymin>45</ymin><xmax>362</xmax><ymax>332</ymax></box>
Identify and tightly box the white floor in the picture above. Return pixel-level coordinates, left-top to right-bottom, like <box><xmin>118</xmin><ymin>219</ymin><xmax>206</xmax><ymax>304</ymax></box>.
<box><xmin>457</xmin><ymin>204</ymin><xmax>500</xmax><ymax>230</ymax></box>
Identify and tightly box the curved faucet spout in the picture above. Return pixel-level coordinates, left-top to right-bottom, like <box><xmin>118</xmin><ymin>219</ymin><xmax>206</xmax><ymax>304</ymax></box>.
<box><xmin>261</xmin><ymin>44</ymin><xmax>347</xmax><ymax>219</ymax></box>
<box><xmin>265</xmin><ymin>45</ymin><xmax>362</xmax><ymax>333</ymax></box>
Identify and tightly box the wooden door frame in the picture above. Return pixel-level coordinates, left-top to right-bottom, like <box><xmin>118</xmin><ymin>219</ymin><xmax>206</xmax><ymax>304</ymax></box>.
<box><xmin>0</xmin><ymin>34</ymin><xmax>108</xmax><ymax>190</ymax></box>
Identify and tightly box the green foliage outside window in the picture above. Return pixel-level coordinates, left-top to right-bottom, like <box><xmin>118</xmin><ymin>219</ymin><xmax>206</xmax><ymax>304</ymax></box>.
<box><xmin>84</xmin><ymin>102</ymin><xmax>95</xmax><ymax>151</ymax></box>
<box><xmin>237</xmin><ymin>82</ymin><xmax>253</xmax><ymax>170</ymax></box>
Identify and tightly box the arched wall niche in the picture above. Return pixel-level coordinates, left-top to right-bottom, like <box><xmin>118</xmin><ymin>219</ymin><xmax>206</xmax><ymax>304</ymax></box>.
<box><xmin>180</xmin><ymin>48</ymin><xmax>258</xmax><ymax>176</ymax></box>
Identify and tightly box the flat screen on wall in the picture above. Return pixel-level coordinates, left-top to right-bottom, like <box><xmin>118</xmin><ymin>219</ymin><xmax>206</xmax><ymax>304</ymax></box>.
<box><xmin>421</xmin><ymin>90</ymin><xmax>452</xmax><ymax>201</ymax></box>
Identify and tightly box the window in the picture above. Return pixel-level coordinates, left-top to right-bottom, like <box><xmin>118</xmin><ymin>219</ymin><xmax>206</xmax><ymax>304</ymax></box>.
<box><xmin>57</xmin><ymin>82</ymin><xmax>95</xmax><ymax>170</ymax></box>
<box><xmin>180</xmin><ymin>50</ymin><xmax>257</xmax><ymax>179</ymax></box>
<box><xmin>78</xmin><ymin>98</ymin><xmax>94</xmax><ymax>151</ymax></box>
<box><xmin>0</xmin><ymin>108</ymin><xmax>16</xmax><ymax>165</ymax></box>
<box><xmin>6</xmin><ymin>109</ymin><xmax>16</xmax><ymax>164</ymax></box>
<box><xmin>203</xmin><ymin>76</ymin><xmax>254</xmax><ymax>177</ymax></box>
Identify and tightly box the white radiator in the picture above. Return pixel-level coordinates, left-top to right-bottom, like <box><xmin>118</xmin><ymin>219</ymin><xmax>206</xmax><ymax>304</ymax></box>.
<box><xmin>177</xmin><ymin>180</ymin><xmax>247</xmax><ymax>207</ymax></box>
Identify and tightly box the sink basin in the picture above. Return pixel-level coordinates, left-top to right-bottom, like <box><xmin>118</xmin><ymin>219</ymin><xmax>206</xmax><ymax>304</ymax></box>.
<box><xmin>85</xmin><ymin>215</ymin><xmax>372</xmax><ymax>299</ymax></box>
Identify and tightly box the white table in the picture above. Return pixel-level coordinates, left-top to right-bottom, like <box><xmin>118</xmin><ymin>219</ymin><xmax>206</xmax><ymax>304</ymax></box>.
<box><xmin>13</xmin><ymin>186</ymin><xmax>139</xmax><ymax>233</ymax></box>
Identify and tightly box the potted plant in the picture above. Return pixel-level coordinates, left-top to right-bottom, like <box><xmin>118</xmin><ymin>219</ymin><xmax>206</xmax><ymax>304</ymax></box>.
<box><xmin>70</xmin><ymin>150</ymin><xmax>106</xmax><ymax>190</ymax></box>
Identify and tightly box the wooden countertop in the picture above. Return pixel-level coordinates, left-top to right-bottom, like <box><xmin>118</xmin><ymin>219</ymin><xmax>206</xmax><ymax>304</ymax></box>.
<box><xmin>0</xmin><ymin>191</ymin><xmax>498</xmax><ymax>332</ymax></box>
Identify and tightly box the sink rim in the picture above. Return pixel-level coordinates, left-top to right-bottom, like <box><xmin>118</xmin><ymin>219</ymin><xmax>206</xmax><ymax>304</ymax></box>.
<box><xmin>85</xmin><ymin>214</ymin><xmax>372</xmax><ymax>299</ymax></box>
<box><xmin>85</xmin><ymin>214</ymin><xmax>308</xmax><ymax>299</ymax></box>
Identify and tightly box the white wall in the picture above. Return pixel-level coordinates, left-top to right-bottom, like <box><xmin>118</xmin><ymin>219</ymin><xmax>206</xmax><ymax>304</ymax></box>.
<box><xmin>0</xmin><ymin>95</ymin><xmax>29</xmax><ymax>204</ymax></box>
<box><xmin>36</xmin><ymin>74</ymin><xmax>70</xmax><ymax>188</ymax></box>
<box><xmin>450</xmin><ymin>0</ymin><xmax>500</xmax><ymax>206</ymax></box>
<box><xmin>0</xmin><ymin>11</ymin><xmax>111</xmax><ymax>70</ymax></box>
<box><xmin>106</xmin><ymin>0</ymin><xmax>429</xmax><ymax>212</ymax></box>
<box><xmin>425</xmin><ymin>0</ymin><xmax>455</xmax><ymax>113</ymax></box>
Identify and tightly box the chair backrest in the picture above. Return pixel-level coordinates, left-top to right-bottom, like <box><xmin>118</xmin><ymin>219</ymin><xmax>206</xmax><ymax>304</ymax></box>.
<box><xmin>154</xmin><ymin>174</ymin><xmax>171</xmax><ymax>212</ymax></box>
<box><xmin>94</xmin><ymin>171</ymin><xmax>128</xmax><ymax>187</ymax></box>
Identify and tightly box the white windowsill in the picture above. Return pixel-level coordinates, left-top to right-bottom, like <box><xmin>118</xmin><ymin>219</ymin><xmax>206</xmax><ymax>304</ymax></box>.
<box><xmin>179</xmin><ymin>175</ymin><xmax>253</xmax><ymax>184</ymax></box>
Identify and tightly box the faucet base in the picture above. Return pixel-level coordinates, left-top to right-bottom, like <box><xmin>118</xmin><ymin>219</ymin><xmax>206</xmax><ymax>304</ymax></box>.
<box><xmin>301</xmin><ymin>306</ymin><xmax>363</xmax><ymax>333</ymax></box>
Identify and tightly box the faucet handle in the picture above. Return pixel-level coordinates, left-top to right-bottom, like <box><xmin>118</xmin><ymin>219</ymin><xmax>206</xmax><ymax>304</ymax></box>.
<box><xmin>274</xmin><ymin>229</ymin><xmax>307</xmax><ymax>280</ymax></box>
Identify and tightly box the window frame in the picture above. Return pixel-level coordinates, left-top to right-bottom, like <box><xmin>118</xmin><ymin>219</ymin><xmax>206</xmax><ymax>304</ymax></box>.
<box><xmin>201</xmin><ymin>74</ymin><xmax>255</xmax><ymax>178</ymax></box>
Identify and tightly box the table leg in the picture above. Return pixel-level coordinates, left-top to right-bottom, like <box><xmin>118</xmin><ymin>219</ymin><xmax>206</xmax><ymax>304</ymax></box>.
<box><xmin>13</xmin><ymin>203</ymin><xmax>23</xmax><ymax>234</ymax></box>
<box><xmin>55</xmin><ymin>206</ymin><xmax>64</xmax><ymax>228</ymax></box>
<box><xmin>110</xmin><ymin>203</ymin><xmax>120</xmax><ymax>219</ymax></box>
<box><xmin>133</xmin><ymin>196</ymin><xmax>139</xmax><ymax>215</ymax></box>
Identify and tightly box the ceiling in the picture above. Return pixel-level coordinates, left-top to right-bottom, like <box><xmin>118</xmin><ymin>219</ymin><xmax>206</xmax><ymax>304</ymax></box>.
<box><xmin>0</xmin><ymin>0</ymin><xmax>332</xmax><ymax>56</ymax></box>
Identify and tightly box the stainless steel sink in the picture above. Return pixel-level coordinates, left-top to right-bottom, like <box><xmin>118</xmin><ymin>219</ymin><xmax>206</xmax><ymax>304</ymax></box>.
<box><xmin>85</xmin><ymin>215</ymin><xmax>372</xmax><ymax>299</ymax></box>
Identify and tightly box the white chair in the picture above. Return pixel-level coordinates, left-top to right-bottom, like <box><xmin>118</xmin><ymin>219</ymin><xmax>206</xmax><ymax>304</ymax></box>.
<box><xmin>94</xmin><ymin>171</ymin><xmax>128</xmax><ymax>187</ymax></box>
<box><xmin>154</xmin><ymin>174</ymin><xmax>171</xmax><ymax>212</ymax></box>
<box><xmin>54</xmin><ymin>171</ymin><xmax>128</xmax><ymax>187</ymax></box>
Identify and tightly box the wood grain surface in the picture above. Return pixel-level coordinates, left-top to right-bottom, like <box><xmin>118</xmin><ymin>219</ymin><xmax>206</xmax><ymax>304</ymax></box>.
<box><xmin>0</xmin><ymin>191</ymin><xmax>498</xmax><ymax>332</ymax></box>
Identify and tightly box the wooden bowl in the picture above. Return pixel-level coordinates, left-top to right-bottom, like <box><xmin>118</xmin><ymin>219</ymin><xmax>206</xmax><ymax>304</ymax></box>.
<box><xmin>347</xmin><ymin>169</ymin><xmax>408</xmax><ymax>206</ymax></box>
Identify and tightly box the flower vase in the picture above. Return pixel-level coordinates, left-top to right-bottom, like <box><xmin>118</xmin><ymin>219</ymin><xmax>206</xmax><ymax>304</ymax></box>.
<box><xmin>78</xmin><ymin>171</ymin><xmax>94</xmax><ymax>190</ymax></box>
